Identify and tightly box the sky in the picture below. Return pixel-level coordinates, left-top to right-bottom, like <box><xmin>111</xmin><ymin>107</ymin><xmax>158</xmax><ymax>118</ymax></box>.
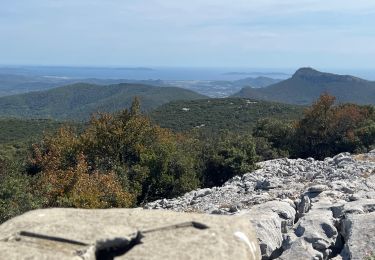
<box><xmin>1</xmin><ymin>0</ymin><xmax>375</xmax><ymax>69</ymax></box>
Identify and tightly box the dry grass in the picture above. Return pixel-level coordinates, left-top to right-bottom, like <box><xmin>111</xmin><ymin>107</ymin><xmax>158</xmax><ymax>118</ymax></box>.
<box><xmin>354</xmin><ymin>154</ymin><xmax>375</xmax><ymax>163</ymax></box>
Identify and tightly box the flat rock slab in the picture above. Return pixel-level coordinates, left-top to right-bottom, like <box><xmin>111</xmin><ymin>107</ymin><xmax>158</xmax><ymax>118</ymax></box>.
<box><xmin>341</xmin><ymin>212</ymin><xmax>375</xmax><ymax>260</ymax></box>
<box><xmin>0</xmin><ymin>208</ymin><xmax>261</xmax><ymax>260</ymax></box>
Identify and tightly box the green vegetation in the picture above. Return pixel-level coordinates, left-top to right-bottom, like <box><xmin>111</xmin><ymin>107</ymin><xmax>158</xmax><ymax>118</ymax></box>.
<box><xmin>365</xmin><ymin>252</ymin><xmax>375</xmax><ymax>260</ymax></box>
<box><xmin>150</xmin><ymin>98</ymin><xmax>304</xmax><ymax>133</ymax></box>
<box><xmin>0</xmin><ymin>83</ymin><xmax>206</xmax><ymax>120</ymax></box>
<box><xmin>0</xmin><ymin>99</ymin><xmax>259</xmax><ymax>221</ymax></box>
<box><xmin>199</xmin><ymin>132</ymin><xmax>257</xmax><ymax>187</ymax></box>
<box><xmin>0</xmin><ymin>73</ymin><xmax>171</xmax><ymax>97</ymax></box>
<box><xmin>230</xmin><ymin>76</ymin><xmax>282</xmax><ymax>88</ymax></box>
<box><xmin>254</xmin><ymin>94</ymin><xmax>375</xmax><ymax>159</ymax></box>
<box><xmin>0</xmin><ymin>159</ymin><xmax>39</xmax><ymax>223</ymax></box>
<box><xmin>0</xmin><ymin>118</ymin><xmax>66</xmax><ymax>160</ymax></box>
<box><xmin>0</xmin><ymin>95</ymin><xmax>374</xmax><ymax>223</ymax></box>
<box><xmin>234</xmin><ymin>68</ymin><xmax>375</xmax><ymax>105</ymax></box>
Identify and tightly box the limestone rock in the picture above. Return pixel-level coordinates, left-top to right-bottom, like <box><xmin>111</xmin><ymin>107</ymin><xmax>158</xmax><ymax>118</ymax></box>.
<box><xmin>281</xmin><ymin>194</ymin><xmax>343</xmax><ymax>260</ymax></box>
<box><xmin>0</xmin><ymin>208</ymin><xmax>261</xmax><ymax>260</ymax></box>
<box><xmin>145</xmin><ymin>151</ymin><xmax>375</xmax><ymax>259</ymax></box>
<box><xmin>240</xmin><ymin>201</ymin><xmax>296</xmax><ymax>259</ymax></box>
<box><xmin>278</xmin><ymin>238</ymin><xmax>324</xmax><ymax>260</ymax></box>
<box><xmin>341</xmin><ymin>212</ymin><xmax>375</xmax><ymax>260</ymax></box>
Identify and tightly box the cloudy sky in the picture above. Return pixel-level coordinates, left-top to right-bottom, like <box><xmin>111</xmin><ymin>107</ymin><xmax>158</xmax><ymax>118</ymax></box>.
<box><xmin>1</xmin><ymin>0</ymin><xmax>375</xmax><ymax>69</ymax></box>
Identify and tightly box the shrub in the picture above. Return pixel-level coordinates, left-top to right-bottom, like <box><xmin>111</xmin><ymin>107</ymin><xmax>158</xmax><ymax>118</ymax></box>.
<box><xmin>201</xmin><ymin>132</ymin><xmax>257</xmax><ymax>187</ymax></box>
<box><xmin>0</xmin><ymin>159</ymin><xmax>40</xmax><ymax>223</ymax></box>
<box><xmin>253</xmin><ymin>118</ymin><xmax>294</xmax><ymax>160</ymax></box>
<box><xmin>294</xmin><ymin>94</ymin><xmax>375</xmax><ymax>159</ymax></box>
<box><xmin>27</xmin><ymin>99</ymin><xmax>201</xmax><ymax>206</ymax></box>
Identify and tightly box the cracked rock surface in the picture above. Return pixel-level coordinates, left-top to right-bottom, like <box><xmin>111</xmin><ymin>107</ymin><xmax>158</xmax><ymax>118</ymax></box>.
<box><xmin>146</xmin><ymin>150</ymin><xmax>375</xmax><ymax>259</ymax></box>
<box><xmin>0</xmin><ymin>208</ymin><xmax>260</xmax><ymax>260</ymax></box>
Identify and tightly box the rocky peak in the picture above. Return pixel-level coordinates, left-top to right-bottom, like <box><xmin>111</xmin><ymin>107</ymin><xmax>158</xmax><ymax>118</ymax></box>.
<box><xmin>293</xmin><ymin>67</ymin><xmax>321</xmax><ymax>78</ymax></box>
<box><xmin>292</xmin><ymin>67</ymin><xmax>364</xmax><ymax>84</ymax></box>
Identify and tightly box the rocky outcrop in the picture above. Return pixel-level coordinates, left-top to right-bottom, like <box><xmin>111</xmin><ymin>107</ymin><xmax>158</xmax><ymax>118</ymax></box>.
<box><xmin>146</xmin><ymin>150</ymin><xmax>375</xmax><ymax>259</ymax></box>
<box><xmin>1</xmin><ymin>151</ymin><xmax>373</xmax><ymax>259</ymax></box>
<box><xmin>239</xmin><ymin>201</ymin><xmax>296</xmax><ymax>259</ymax></box>
<box><xmin>0</xmin><ymin>208</ymin><xmax>260</xmax><ymax>260</ymax></box>
<box><xmin>340</xmin><ymin>212</ymin><xmax>375</xmax><ymax>260</ymax></box>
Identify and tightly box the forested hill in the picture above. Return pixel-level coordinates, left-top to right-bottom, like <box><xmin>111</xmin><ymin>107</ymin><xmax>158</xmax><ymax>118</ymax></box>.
<box><xmin>233</xmin><ymin>68</ymin><xmax>375</xmax><ymax>105</ymax></box>
<box><xmin>150</xmin><ymin>98</ymin><xmax>304</xmax><ymax>132</ymax></box>
<box><xmin>0</xmin><ymin>83</ymin><xmax>206</xmax><ymax>120</ymax></box>
<box><xmin>0</xmin><ymin>118</ymin><xmax>66</xmax><ymax>160</ymax></box>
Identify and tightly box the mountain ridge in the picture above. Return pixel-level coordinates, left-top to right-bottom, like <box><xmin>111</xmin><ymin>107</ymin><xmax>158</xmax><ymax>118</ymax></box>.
<box><xmin>0</xmin><ymin>82</ymin><xmax>206</xmax><ymax>120</ymax></box>
<box><xmin>233</xmin><ymin>68</ymin><xmax>375</xmax><ymax>105</ymax></box>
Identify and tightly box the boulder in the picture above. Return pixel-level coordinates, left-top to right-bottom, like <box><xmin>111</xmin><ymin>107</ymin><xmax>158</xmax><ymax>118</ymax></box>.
<box><xmin>0</xmin><ymin>208</ymin><xmax>261</xmax><ymax>260</ymax></box>
<box><xmin>332</xmin><ymin>199</ymin><xmax>375</xmax><ymax>217</ymax></box>
<box><xmin>278</xmin><ymin>238</ymin><xmax>324</xmax><ymax>260</ymax></box>
<box><xmin>341</xmin><ymin>212</ymin><xmax>375</xmax><ymax>260</ymax></box>
<box><xmin>240</xmin><ymin>201</ymin><xmax>296</xmax><ymax>259</ymax></box>
<box><xmin>281</xmin><ymin>193</ymin><xmax>347</xmax><ymax>260</ymax></box>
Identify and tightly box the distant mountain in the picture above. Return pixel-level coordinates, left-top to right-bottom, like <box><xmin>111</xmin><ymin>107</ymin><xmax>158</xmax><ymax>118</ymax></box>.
<box><xmin>231</xmin><ymin>77</ymin><xmax>282</xmax><ymax>88</ymax></box>
<box><xmin>233</xmin><ymin>68</ymin><xmax>375</xmax><ymax>105</ymax></box>
<box><xmin>150</xmin><ymin>98</ymin><xmax>304</xmax><ymax>132</ymax></box>
<box><xmin>0</xmin><ymin>73</ymin><xmax>278</xmax><ymax>99</ymax></box>
<box><xmin>146</xmin><ymin>77</ymin><xmax>281</xmax><ymax>98</ymax></box>
<box><xmin>223</xmin><ymin>72</ymin><xmax>290</xmax><ymax>78</ymax></box>
<box><xmin>0</xmin><ymin>83</ymin><xmax>206</xmax><ymax>120</ymax></box>
<box><xmin>0</xmin><ymin>74</ymin><xmax>167</xmax><ymax>97</ymax></box>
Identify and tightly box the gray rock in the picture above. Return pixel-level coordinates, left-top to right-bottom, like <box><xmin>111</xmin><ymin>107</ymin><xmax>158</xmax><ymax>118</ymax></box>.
<box><xmin>256</xmin><ymin>179</ymin><xmax>279</xmax><ymax>190</ymax></box>
<box><xmin>331</xmin><ymin>199</ymin><xmax>375</xmax><ymax>218</ymax></box>
<box><xmin>0</xmin><ymin>208</ymin><xmax>261</xmax><ymax>260</ymax></box>
<box><xmin>279</xmin><ymin>237</ymin><xmax>324</xmax><ymax>260</ymax></box>
<box><xmin>240</xmin><ymin>201</ymin><xmax>296</xmax><ymax>259</ymax></box>
<box><xmin>341</xmin><ymin>212</ymin><xmax>375</xmax><ymax>260</ymax></box>
<box><xmin>144</xmin><ymin>150</ymin><xmax>375</xmax><ymax>259</ymax></box>
<box><xmin>297</xmin><ymin>195</ymin><xmax>311</xmax><ymax>217</ymax></box>
<box><xmin>282</xmin><ymin>195</ymin><xmax>341</xmax><ymax>259</ymax></box>
<box><xmin>194</xmin><ymin>188</ymin><xmax>212</xmax><ymax>198</ymax></box>
<box><xmin>308</xmin><ymin>184</ymin><xmax>328</xmax><ymax>194</ymax></box>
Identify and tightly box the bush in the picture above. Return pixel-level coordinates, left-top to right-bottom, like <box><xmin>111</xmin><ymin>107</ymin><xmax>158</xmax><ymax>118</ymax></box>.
<box><xmin>253</xmin><ymin>118</ymin><xmax>294</xmax><ymax>160</ymax></box>
<box><xmin>294</xmin><ymin>94</ymin><xmax>375</xmax><ymax>159</ymax></box>
<box><xmin>200</xmin><ymin>132</ymin><xmax>257</xmax><ymax>187</ymax></box>
<box><xmin>254</xmin><ymin>137</ymin><xmax>289</xmax><ymax>161</ymax></box>
<box><xmin>0</xmin><ymin>159</ymin><xmax>40</xmax><ymax>223</ymax></box>
<box><xmin>27</xmin><ymin>99</ymin><xmax>201</xmax><ymax>206</ymax></box>
<box><xmin>254</xmin><ymin>94</ymin><xmax>375</xmax><ymax>160</ymax></box>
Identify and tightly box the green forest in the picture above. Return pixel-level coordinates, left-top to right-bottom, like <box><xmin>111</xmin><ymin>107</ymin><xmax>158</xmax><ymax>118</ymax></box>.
<box><xmin>150</xmin><ymin>98</ymin><xmax>304</xmax><ymax>132</ymax></box>
<box><xmin>0</xmin><ymin>83</ymin><xmax>206</xmax><ymax>120</ymax></box>
<box><xmin>0</xmin><ymin>94</ymin><xmax>374</xmax><ymax>223</ymax></box>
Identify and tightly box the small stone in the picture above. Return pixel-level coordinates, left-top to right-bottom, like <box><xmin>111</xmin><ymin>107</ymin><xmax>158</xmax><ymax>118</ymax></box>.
<box><xmin>229</xmin><ymin>205</ymin><xmax>240</xmax><ymax>213</ymax></box>
<box><xmin>297</xmin><ymin>195</ymin><xmax>311</xmax><ymax>217</ymax></box>
<box><xmin>307</xmin><ymin>185</ymin><xmax>327</xmax><ymax>194</ymax></box>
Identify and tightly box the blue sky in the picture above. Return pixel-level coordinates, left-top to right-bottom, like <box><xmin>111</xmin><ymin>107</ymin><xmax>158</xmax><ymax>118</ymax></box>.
<box><xmin>1</xmin><ymin>0</ymin><xmax>375</xmax><ymax>69</ymax></box>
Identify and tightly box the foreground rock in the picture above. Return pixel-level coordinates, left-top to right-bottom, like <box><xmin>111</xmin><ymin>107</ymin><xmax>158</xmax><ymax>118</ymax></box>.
<box><xmin>239</xmin><ymin>201</ymin><xmax>296</xmax><ymax>259</ymax></box>
<box><xmin>0</xmin><ymin>208</ymin><xmax>260</xmax><ymax>260</ymax></box>
<box><xmin>146</xmin><ymin>150</ymin><xmax>375</xmax><ymax>259</ymax></box>
<box><xmin>340</xmin><ymin>202</ymin><xmax>375</xmax><ymax>260</ymax></box>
